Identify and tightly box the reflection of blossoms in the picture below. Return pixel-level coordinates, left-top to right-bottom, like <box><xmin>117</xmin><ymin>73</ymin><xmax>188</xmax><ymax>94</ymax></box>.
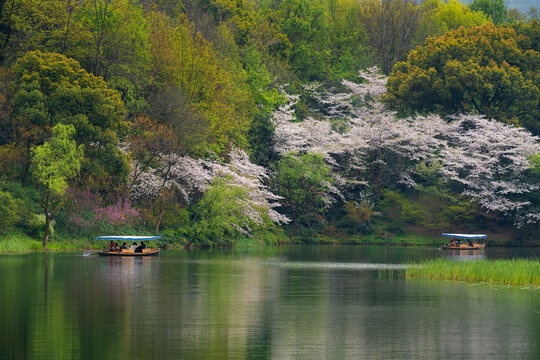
<box><xmin>272</xmin><ymin>67</ymin><xmax>540</xmax><ymax>227</ymax></box>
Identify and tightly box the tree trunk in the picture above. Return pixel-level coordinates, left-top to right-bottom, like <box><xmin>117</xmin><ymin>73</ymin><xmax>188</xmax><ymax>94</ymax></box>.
<box><xmin>43</xmin><ymin>210</ymin><xmax>50</xmax><ymax>249</ymax></box>
<box><xmin>155</xmin><ymin>206</ymin><xmax>163</xmax><ymax>234</ymax></box>
<box><xmin>289</xmin><ymin>221</ymin><xmax>296</xmax><ymax>242</ymax></box>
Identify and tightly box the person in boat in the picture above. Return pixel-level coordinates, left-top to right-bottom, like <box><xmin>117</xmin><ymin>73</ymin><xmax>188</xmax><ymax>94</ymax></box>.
<box><xmin>135</xmin><ymin>244</ymin><xmax>143</xmax><ymax>253</ymax></box>
<box><xmin>120</xmin><ymin>242</ymin><xmax>128</xmax><ymax>250</ymax></box>
<box><xmin>131</xmin><ymin>242</ymin><xmax>138</xmax><ymax>251</ymax></box>
<box><xmin>108</xmin><ymin>241</ymin><xmax>115</xmax><ymax>252</ymax></box>
<box><xmin>141</xmin><ymin>241</ymin><xmax>147</xmax><ymax>249</ymax></box>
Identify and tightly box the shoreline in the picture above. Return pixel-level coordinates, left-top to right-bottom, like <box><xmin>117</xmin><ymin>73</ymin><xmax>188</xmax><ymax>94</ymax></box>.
<box><xmin>1</xmin><ymin>235</ymin><xmax>537</xmax><ymax>254</ymax></box>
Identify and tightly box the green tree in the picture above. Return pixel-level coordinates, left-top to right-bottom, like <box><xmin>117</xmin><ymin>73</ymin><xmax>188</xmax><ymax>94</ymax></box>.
<box><xmin>0</xmin><ymin>190</ymin><xmax>19</xmax><ymax>233</ymax></box>
<box><xmin>190</xmin><ymin>177</ymin><xmax>262</xmax><ymax>246</ymax></box>
<box><xmin>415</xmin><ymin>0</ymin><xmax>489</xmax><ymax>43</ymax></box>
<box><xmin>386</xmin><ymin>23</ymin><xmax>540</xmax><ymax>134</ymax></box>
<box><xmin>147</xmin><ymin>13</ymin><xmax>255</xmax><ymax>154</ymax></box>
<box><xmin>10</xmin><ymin>51</ymin><xmax>129</xmax><ymax>190</ymax></box>
<box><xmin>344</xmin><ymin>201</ymin><xmax>374</xmax><ymax>235</ymax></box>
<box><xmin>77</xmin><ymin>0</ymin><xmax>150</xmax><ymax>112</ymax></box>
<box><xmin>273</xmin><ymin>153</ymin><xmax>333</xmax><ymax>240</ymax></box>
<box><xmin>30</xmin><ymin>123</ymin><xmax>83</xmax><ymax>248</ymax></box>
<box><xmin>275</xmin><ymin>0</ymin><xmax>331</xmax><ymax>81</ymax></box>
<box><xmin>326</xmin><ymin>0</ymin><xmax>369</xmax><ymax>81</ymax></box>
<box><xmin>469</xmin><ymin>0</ymin><xmax>507</xmax><ymax>24</ymax></box>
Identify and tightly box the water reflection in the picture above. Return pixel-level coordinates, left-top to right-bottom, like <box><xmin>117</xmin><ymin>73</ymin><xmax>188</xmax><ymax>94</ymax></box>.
<box><xmin>0</xmin><ymin>247</ymin><xmax>538</xmax><ymax>359</ymax></box>
<box><xmin>444</xmin><ymin>249</ymin><xmax>486</xmax><ymax>261</ymax></box>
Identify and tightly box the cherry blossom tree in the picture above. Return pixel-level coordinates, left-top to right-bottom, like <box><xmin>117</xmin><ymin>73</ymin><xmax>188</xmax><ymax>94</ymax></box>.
<box><xmin>127</xmin><ymin>146</ymin><xmax>288</xmax><ymax>233</ymax></box>
<box><xmin>271</xmin><ymin>67</ymin><xmax>540</xmax><ymax>228</ymax></box>
<box><xmin>439</xmin><ymin>115</ymin><xmax>540</xmax><ymax>227</ymax></box>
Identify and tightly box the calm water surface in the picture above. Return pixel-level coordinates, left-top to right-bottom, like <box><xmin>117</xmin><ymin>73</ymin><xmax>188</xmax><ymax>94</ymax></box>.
<box><xmin>0</xmin><ymin>246</ymin><xmax>539</xmax><ymax>359</ymax></box>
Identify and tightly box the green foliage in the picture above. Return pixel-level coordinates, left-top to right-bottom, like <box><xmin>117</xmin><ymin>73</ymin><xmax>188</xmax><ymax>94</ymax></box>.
<box><xmin>377</xmin><ymin>185</ymin><xmax>479</xmax><ymax>235</ymax></box>
<box><xmin>0</xmin><ymin>190</ymin><xmax>19</xmax><ymax>232</ymax></box>
<box><xmin>247</xmin><ymin>111</ymin><xmax>277</xmax><ymax>167</ymax></box>
<box><xmin>531</xmin><ymin>153</ymin><xmax>540</xmax><ymax>175</ymax></box>
<box><xmin>147</xmin><ymin>12</ymin><xmax>256</xmax><ymax>154</ymax></box>
<box><xmin>190</xmin><ymin>177</ymin><xmax>262</xmax><ymax>246</ymax></box>
<box><xmin>415</xmin><ymin>0</ymin><xmax>489</xmax><ymax>43</ymax></box>
<box><xmin>0</xmin><ymin>0</ymin><xmax>87</xmax><ymax>64</ymax></box>
<box><xmin>274</xmin><ymin>0</ymin><xmax>330</xmax><ymax>81</ymax></box>
<box><xmin>343</xmin><ymin>201</ymin><xmax>374</xmax><ymax>234</ymax></box>
<box><xmin>30</xmin><ymin>124</ymin><xmax>83</xmax><ymax>197</ymax></box>
<box><xmin>273</xmin><ymin>153</ymin><xmax>333</xmax><ymax>238</ymax></box>
<box><xmin>0</xmin><ymin>0</ymin><xmax>538</xmax><ymax>244</ymax></box>
<box><xmin>25</xmin><ymin>213</ymin><xmax>53</xmax><ymax>239</ymax></box>
<box><xmin>469</xmin><ymin>0</ymin><xmax>508</xmax><ymax>24</ymax></box>
<box><xmin>11</xmin><ymin>50</ymin><xmax>129</xmax><ymax>189</ymax></box>
<box><xmin>386</xmin><ymin>23</ymin><xmax>540</xmax><ymax>134</ymax></box>
<box><xmin>0</xmin><ymin>180</ymin><xmax>40</xmax><ymax>232</ymax></box>
<box><xmin>30</xmin><ymin>123</ymin><xmax>82</xmax><ymax>247</ymax></box>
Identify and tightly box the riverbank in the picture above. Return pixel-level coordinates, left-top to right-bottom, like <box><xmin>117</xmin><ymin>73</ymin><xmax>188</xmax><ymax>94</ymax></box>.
<box><xmin>0</xmin><ymin>232</ymin><xmax>445</xmax><ymax>253</ymax></box>
<box><xmin>406</xmin><ymin>258</ymin><xmax>540</xmax><ymax>287</ymax></box>
<box><xmin>0</xmin><ymin>230</ymin><xmax>534</xmax><ymax>253</ymax></box>
<box><xmin>0</xmin><ymin>232</ymin><xmax>99</xmax><ymax>253</ymax></box>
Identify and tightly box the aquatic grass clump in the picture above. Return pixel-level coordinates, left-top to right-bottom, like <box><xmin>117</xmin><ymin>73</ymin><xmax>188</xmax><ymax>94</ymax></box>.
<box><xmin>406</xmin><ymin>258</ymin><xmax>540</xmax><ymax>287</ymax></box>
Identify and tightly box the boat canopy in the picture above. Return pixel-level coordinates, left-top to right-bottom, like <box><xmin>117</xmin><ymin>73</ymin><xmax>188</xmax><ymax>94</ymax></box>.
<box><xmin>441</xmin><ymin>233</ymin><xmax>487</xmax><ymax>239</ymax></box>
<box><xmin>96</xmin><ymin>236</ymin><xmax>161</xmax><ymax>241</ymax></box>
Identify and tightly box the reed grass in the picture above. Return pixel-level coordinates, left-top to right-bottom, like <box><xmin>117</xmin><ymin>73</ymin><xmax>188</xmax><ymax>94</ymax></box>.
<box><xmin>0</xmin><ymin>233</ymin><xmax>42</xmax><ymax>252</ymax></box>
<box><xmin>406</xmin><ymin>258</ymin><xmax>540</xmax><ymax>287</ymax></box>
<box><xmin>0</xmin><ymin>232</ymin><xmax>98</xmax><ymax>253</ymax></box>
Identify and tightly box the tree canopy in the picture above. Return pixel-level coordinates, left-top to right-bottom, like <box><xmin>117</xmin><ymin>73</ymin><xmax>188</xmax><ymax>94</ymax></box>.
<box><xmin>30</xmin><ymin>123</ymin><xmax>83</xmax><ymax>247</ymax></box>
<box><xmin>385</xmin><ymin>23</ymin><xmax>540</xmax><ymax>134</ymax></box>
<box><xmin>10</xmin><ymin>50</ymin><xmax>129</xmax><ymax>190</ymax></box>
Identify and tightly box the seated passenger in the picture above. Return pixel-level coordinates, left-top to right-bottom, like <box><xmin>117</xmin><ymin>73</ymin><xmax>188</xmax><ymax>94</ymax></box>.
<box><xmin>135</xmin><ymin>244</ymin><xmax>143</xmax><ymax>253</ymax></box>
<box><xmin>120</xmin><ymin>242</ymin><xmax>128</xmax><ymax>249</ymax></box>
<box><xmin>141</xmin><ymin>241</ymin><xmax>147</xmax><ymax>249</ymax></box>
<box><xmin>131</xmin><ymin>242</ymin><xmax>138</xmax><ymax>251</ymax></box>
<box><xmin>108</xmin><ymin>240</ymin><xmax>115</xmax><ymax>252</ymax></box>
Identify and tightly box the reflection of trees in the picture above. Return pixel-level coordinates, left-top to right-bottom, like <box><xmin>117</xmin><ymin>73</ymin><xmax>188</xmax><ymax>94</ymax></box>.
<box><xmin>0</xmin><ymin>249</ymin><xmax>539</xmax><ymax>358</ymax></box>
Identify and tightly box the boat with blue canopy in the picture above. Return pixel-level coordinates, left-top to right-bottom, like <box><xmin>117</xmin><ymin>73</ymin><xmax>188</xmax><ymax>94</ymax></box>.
<box><xmin>442</xmin><ymin>233</ymin><xmax>486</xmax><ymax>250</ymax></box>
<box><xmin>96</xmin><ymin>236</ymin><xmax>161</xmax><ymax>256</ymax></box>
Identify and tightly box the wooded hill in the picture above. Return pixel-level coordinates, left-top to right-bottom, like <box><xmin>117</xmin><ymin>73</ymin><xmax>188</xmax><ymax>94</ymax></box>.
<box><xmin>0</xmin><ymin>0</ymin><xmax>538</xmax><ymax>247</ymax></box>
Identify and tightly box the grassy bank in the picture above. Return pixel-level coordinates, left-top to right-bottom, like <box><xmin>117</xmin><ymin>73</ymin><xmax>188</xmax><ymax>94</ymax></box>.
<box><xmin>0</xmin><ymin>232</ymin><xmax>99</xmax><ymax>253</ymax></box>
<box><xmin>0</xmin><ymin>231</ymin><xmax>450</xmax><ymax>253</ymax></box>
<box><xmin>406</xmin><ymin>258</ymin><xmax>540</xmax><ymax>286</ymax></box>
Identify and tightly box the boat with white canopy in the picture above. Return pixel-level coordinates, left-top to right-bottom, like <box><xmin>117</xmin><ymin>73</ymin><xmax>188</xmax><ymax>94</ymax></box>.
<box><xmin>96</xmin><ymin>236</ymin><xmax>161</xmax><ymax>256</ymax></box>
<box><xmin>441</xmin><ymin>233</ymin><xmax>486</xmax><ymax>250</ymax></box>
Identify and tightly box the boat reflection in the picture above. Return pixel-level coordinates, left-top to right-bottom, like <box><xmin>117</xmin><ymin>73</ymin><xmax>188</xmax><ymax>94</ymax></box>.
<box><xmin>444</xmin><ymin>249</ymin><xmax>485</xmax><ymax>261</ymax></box>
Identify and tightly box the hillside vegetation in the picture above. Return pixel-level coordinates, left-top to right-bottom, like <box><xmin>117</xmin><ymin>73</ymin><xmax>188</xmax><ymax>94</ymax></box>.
<box><xmin>0</xmin><ymin>0</ymin><xmax>538</xmax><ymax>249</ymax></box>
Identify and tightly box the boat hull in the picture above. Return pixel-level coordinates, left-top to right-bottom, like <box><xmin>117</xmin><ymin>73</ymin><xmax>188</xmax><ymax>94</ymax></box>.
<box><xmin>442</xmin><ymin>244</ymin><xmax>485</xmax><ymax>250</ymax></box>
<box><xmin>97</xmin><ymin>249</ymin><xmax>160</xmax><ymax>256</ymax></box>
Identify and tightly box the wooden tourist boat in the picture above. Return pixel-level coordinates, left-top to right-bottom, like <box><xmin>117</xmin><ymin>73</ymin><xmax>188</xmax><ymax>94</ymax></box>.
<box><xmin>442</xmin><ymin>233</ymin><xmax>486</xmax><ymax>250</ymax></box>
<box><xmin>96</xmin><ymin>236</ymin><xmax>161</xmax><ymax>257</ymax></box>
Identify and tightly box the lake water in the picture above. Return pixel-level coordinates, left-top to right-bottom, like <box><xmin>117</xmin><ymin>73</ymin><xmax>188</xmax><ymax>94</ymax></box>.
<box><xmin>0</xmin><ymin>245</ymin><xmax>539</xmax><ymax>359</ymax></box>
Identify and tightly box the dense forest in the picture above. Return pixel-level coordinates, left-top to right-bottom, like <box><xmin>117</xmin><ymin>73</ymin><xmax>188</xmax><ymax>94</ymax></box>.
<box><xmin>0</xmin><ymin>0</ymin><xmax>538</xmax><ymax>249</ymax></box>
